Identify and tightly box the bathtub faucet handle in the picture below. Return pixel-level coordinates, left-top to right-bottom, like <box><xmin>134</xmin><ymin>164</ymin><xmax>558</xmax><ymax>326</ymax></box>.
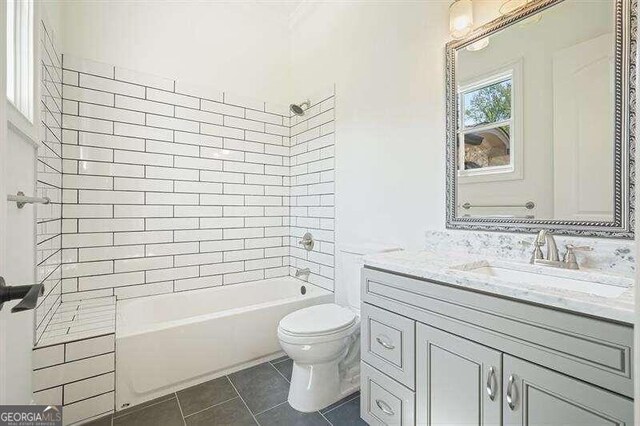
<box><xmin>298</xmin><ymin>232</ymin><xmax>314</xmax><ymax>251</ymax></box>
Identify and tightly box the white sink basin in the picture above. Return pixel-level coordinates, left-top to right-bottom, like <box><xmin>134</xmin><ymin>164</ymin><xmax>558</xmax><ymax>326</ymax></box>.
<box><xmin>449</xmin><ymin>261</ymin><xmax>630</xmax><ymax>299</ymax></box>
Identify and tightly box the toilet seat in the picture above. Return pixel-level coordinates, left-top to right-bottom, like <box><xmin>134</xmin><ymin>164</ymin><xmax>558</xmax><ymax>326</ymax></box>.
<box><xmin>278</xmin><ymin>303</ymin><xmax>358</xmax><ymax>343</ymax></box>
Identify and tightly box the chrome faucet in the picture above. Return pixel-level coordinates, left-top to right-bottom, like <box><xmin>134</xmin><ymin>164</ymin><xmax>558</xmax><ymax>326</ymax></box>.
<box><xmin>295</xmin><ymin>268</ymin><xmax>311</xmax><ymax>278</ymax></box>
<box><xmin>530</xmin><ymin>230</ymin><xmax>591</xmax><ymax>270</ymax></box>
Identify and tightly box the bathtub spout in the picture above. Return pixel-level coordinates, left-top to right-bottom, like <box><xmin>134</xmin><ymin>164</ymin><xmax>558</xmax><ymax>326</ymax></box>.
<box><xmin>295</xmin><ymin>268</ymin><xmax>311</xmax><ymax>278</ymax></box>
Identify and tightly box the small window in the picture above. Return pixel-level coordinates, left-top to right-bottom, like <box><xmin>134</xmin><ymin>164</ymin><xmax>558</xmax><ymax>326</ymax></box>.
<box><xmin>458</xmin><ymin>73</ymin><xmax>513</xmax><ymax>176</ymax></box>
<box><xmin>6</xmin><ymin>0</ymin><xmax>34</xmax><ymax>122</ymax></box>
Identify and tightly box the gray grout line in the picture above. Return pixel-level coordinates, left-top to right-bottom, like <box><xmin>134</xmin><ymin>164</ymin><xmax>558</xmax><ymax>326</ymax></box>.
<box><xmin>181</xmin><ymin>395</ymin><xmax>240</xmax><ymax>419</ymax></box>
<box><xmin>270</xmin><ymin>356</ymin><xmax>290</xmax><ymax>365</ymax></box>
<box><xmin>267</xmin><ymin>360</ymin><xmax>290</xmax><ymax>381</ymax></box>
<box><xmin>113</xmin><ymin>394</ymin><xmax>176</xmax><ymax>419</ymax></box>
<box><xmin>322</xmin><ymin>392</ymin><xmax>360</xmax><ymax>415</ymax></box>
<box><xmin>253</xmin><ymin>400</ymin><xmax>288</xmax><ymax>417</ymax></box>
<box><xmin>319</xmin><ymin>411</ymin><xmax>334</xmax><ymax>426</ymax></box>
<box><xmin>242</xmin><ymin>362</ymin><xmax>293</xmax><ymax>418</ymax></box>
<box><xmin>227</xmin><ymin>377</ymin><xmax>262</xmax><ymax>426</ymax></box>
<box><xmin>271</xmin><ymin>363</ymin><xmax>291</xmax><ymax>384</ymax></box>
<box><xmin>173</xmin><ymin>391</ymin><xmax>187</xmax><ymax>426</ymax></box>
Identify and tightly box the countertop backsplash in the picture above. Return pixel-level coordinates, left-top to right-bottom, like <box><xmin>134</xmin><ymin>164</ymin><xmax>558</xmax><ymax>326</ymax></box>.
<box><xmin>424</xmin><ymin>230</ymin><xmax>635</xmax><ymax>279</ymax></box>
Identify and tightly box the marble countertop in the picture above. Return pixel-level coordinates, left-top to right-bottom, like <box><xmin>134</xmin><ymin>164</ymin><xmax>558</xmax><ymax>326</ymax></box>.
<box><xmin>363</xmin><ymin>250</ymin><xmax>635</xmax><ymax>324</ymax></box>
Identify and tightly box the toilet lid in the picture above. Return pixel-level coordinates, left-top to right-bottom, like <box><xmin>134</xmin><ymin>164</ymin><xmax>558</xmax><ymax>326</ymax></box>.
<box><xmin>279</xmin><ymin>303</ymin><xmax>357</xmax><ymax>336</ymax></box>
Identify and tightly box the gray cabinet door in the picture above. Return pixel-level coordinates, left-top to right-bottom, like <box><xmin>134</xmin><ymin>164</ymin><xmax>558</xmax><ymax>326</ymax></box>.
<box><xmin>503</xmin><ymin>355</ymin><xmax>633</xmax><ymax>426</ymax></box>
<box><xmin>416</xmin><ymin>323</ymin><xmax>502</xmax><ymax>426</ymax></box>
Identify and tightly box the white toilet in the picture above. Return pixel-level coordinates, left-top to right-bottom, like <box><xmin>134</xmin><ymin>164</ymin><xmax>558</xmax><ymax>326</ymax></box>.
<box><xmin>277</xmin><ymin>244</ymin><xmax>400</xmax><ymax>412</ymax></box>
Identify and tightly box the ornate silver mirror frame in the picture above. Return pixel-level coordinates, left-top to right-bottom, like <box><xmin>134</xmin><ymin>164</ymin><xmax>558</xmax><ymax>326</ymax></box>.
<box><xmin>445</xmin><ymin>0</ymin><xmax>636</xmax><ymax>239</ymax></box>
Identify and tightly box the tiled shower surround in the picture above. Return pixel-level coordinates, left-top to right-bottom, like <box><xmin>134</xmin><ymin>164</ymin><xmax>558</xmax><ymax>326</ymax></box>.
<box><xmin>31</xmin><ymin>53</ymin><xmax>335</xmax><ymax>424</ymax></box>
<box><xmin>58</xmin><ymin>55</ymin><xmax>336</xmax><ymax>302</ymax></box>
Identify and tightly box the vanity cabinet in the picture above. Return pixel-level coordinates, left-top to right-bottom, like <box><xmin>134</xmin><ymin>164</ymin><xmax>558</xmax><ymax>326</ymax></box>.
<box><xmin>360</xmin><ymin>267</ymin><xmax>634</xmax><ymax>425</ymax></box>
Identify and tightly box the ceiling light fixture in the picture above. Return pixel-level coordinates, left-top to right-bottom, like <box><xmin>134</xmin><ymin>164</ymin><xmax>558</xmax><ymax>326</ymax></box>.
<box><xmin>450</xmin><ymin>0</ymin><xmax>474</xmax><ymax>39</ymax></box>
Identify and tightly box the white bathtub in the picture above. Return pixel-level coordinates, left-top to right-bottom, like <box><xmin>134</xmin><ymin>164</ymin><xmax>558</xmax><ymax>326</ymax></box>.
<box><xmin>115</xmin><ymin>277</ymin><xmax>333</xmax><ymax>409</ymax></box>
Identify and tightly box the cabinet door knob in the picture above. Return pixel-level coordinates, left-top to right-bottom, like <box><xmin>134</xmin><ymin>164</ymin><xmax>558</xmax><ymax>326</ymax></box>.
<box><xmin>506</xmin><ymin>374</ymin><xmax>517</xmax><ymax>410</ymax></box>
<box><xmin>375</xmin><ymin>399</ymin><xmax>395</xmax><ymax>416</ymax></box>
<box><xmin>486</xmin><ymin>366</ymin><xmax>496</xmax><ymax>401</ymax></box>
<box><xmin>376</xmin><ymin>336</ymin><xmax>395</xmax><ymax>350</ymax></box>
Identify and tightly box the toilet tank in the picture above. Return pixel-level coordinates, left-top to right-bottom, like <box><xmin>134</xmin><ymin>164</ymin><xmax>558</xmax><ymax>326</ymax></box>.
<box><xmin>335</xmin><ymin>243</ymin><xmax>401</xmax><ymax>314</ymax></box>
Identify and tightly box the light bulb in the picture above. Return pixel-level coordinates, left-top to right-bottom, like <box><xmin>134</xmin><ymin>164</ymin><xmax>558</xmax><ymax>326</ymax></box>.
<box><xmin>450</xmin><ymin>0</ymin><xmax>474</xmax><ymax>39</ymax></box>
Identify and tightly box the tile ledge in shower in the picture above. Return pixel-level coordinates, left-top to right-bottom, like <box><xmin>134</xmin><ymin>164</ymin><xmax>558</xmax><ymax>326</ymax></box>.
<box><xmin>34</xmin><ymin>296</ymin><xmax>116</xmax><ymax>348</ymax></box>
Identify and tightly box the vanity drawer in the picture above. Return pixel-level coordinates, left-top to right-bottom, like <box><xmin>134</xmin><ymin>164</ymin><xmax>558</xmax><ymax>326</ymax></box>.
<box><xmin>361</xmin><ymin>361</ymin><xmax>415</xmax><ymax>426</ymax></box>
<box><xmin>361</xmin><ymin>303</ymin><xmax>415</xmax><ymax>389</ymax></box>
<box><xmin>362</xmin><ymin>267</ymin><xmax>634</xmax><ymax>398</ymax></box>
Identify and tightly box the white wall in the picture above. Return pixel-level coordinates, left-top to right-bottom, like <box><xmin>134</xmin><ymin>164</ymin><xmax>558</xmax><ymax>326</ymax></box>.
<box><xmin>59</xmin><ymin>1</ymin><xmax>292</xmax><ymax>105</ymax></box>
<box><xmin>290</xmin><ymin>2</ymin><xmax>451</xmax><ymax>250</ymax></box>
<box><xmin>41</xmin><ymin>0</ymin><xmax>62</xmax><ymax>41</ymax></box>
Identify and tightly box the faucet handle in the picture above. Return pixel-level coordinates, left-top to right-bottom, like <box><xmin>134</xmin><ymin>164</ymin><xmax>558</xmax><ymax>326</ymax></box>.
<box><xmin>298</xmin><ymin>232</ymin><xmax>314</xmax><ymax>251</ymax></box>
<box><xmin>529</xmin><ymin>233</ymin><xmax>545</xmax><ymax>264</ymax></box>
<box><xmin>562</xmin><ymin>245</ymin><xmax>592</xmax><ymax>270</ymax></box>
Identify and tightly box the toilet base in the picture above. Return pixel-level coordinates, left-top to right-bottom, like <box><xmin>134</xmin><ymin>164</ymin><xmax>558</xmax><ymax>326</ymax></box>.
<box><xmin>287</xmin><ymin>360</ymin><xmax>360</xmax><ymax>413</ymax></box>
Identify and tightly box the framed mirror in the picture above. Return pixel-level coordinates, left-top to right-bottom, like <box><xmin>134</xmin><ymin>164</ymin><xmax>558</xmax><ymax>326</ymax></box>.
<box><xmin>445</xmin><ymin>0</ymin><xmax>636</xmax><ymax>238</ymax></box>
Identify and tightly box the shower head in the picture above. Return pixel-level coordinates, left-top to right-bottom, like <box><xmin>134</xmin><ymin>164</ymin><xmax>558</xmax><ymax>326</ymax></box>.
<box><xmin>290</xmin><ymin>100</ymin><xmax>310</xmax><ymax>116</ymax></box>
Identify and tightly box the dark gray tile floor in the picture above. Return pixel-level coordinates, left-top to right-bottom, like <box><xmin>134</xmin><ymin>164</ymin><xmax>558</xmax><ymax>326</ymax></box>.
<box><xmin>85</xmin><ymin>356</ymin><xmax>366</xmax><ymax>426</ymax></box>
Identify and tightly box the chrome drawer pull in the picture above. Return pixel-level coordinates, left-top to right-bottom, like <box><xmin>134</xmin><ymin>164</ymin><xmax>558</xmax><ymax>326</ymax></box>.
<box><xmin>376</xmin><ymin>336</ymin><xmax>395</xmax><ymax>350</ymax></box>
<box><xmin>486</xmin><ymin>366</ymin><xmax>496</xmax><ymax>401</ymax></box>
<box><xmin>506</xmin><ymin>374</ymin><xmax>517</xmax><ymax>410</ymax></box>
<box><xmin>375</xmin><ymin>399</ymin><xmax>394</xmax><ymax>416</ymax></box>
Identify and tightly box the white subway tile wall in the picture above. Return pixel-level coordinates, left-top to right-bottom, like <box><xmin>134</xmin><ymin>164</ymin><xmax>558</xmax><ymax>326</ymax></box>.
<box><xmin>60</xmin><ymin>54</ymin><xmax>336</xmax><ymax>298</ymax></box>
<box><xmin>36</xmin><ymin>21</ymin><xmax>63</xmax><ymax>342</ymax></box>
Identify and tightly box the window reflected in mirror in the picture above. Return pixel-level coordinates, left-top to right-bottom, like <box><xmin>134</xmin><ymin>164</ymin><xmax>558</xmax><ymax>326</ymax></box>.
<box><xmin>458</xmin><ymin>76</ymin><xmax>513</xmax><ymax>176</ymax></box>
